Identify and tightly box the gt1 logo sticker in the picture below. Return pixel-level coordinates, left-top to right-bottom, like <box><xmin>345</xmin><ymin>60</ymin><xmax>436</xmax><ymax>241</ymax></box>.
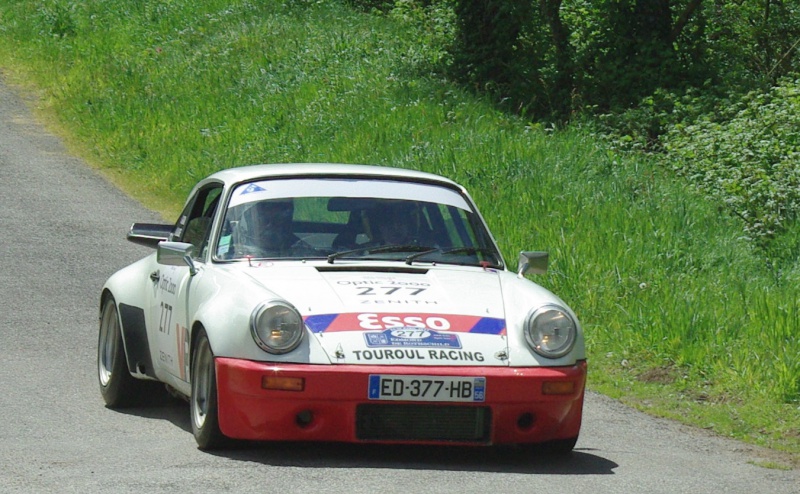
<box><xmin>364</xmin><ymin>328</ymin><xmax>462</xmax><ymax>349</ymax></box>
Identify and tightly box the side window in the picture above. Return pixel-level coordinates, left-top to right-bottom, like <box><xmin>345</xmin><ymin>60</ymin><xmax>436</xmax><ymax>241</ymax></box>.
<box><xmin>176</xmin><ymin>185</ymin><xmax>223</xmax><ymax>259</ymax></box>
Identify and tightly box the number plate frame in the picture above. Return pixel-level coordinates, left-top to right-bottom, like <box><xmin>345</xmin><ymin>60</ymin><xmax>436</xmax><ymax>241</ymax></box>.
<box><xmin>368</xmin><ymin>375</ymin><xmax>486</xmax><ymax>402</ymax></box>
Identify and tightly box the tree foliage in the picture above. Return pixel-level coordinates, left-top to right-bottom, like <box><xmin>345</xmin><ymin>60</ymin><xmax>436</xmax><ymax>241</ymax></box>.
<box><xmin>346</xmin><ymin>0</ymin><xmax>800</xmax><ymax>263</ymax></box>
<box><xmin>662</xmin><ymin>79</ymin><xmax>800</xmax><ymax>264</ymax></box>
<box><xmin>349</xmin><ymin>0</ymin><xmax>800</xmax><ymax>118</ymax></box>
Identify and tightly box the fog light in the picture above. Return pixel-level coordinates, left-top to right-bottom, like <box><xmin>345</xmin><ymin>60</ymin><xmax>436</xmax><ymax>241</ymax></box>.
<box><xmin>542</xmin><ymin>381</ymin><xmax>575</xmax><ymax>395</ymax></box>
<box><xmin>517</xmin><ymin>412</ymin><xmax>535</xmax><ymax>430</ymax></box>
<box><xmin>296</xmin><ymin>410</ymin><xmax>314</xmax><ymax>428</ymax></box>
<box><xmin>262</xmin><ymin>376</ymin><xmax>305</xmax><ymax>391</ymax></box>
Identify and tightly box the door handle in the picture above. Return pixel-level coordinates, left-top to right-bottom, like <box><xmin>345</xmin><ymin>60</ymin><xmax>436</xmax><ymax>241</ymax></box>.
<box><xmin>149</xmin><ymin>270</ymin><xmax>160</xmax><ymax>283</ymax></box>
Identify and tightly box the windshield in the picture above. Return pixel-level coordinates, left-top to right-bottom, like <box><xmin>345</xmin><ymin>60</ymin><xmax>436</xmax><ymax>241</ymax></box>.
<box><xmin>215</xmin><ymin>178</ymin><xmax>503</xmax><ymax>268</ymax></box>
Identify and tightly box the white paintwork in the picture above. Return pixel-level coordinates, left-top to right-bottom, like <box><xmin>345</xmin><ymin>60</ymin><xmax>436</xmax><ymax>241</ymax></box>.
<box><xmin>102</xmin><ymin>164</ymin><xmax>585</xmax><ymax>397</ymax></box>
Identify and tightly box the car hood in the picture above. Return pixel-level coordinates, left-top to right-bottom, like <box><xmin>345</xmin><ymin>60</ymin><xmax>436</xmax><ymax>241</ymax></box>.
<box><xmin>240</xmin><ymin>264</ymin><xmax>510</xmax><ymax>366</ymax></box>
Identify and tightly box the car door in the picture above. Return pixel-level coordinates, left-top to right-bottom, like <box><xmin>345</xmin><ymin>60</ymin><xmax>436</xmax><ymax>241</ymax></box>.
<box><xmin>147</xmin><ymin>183</ymin><xmax>223</xmax><ymax>383</ymax></box>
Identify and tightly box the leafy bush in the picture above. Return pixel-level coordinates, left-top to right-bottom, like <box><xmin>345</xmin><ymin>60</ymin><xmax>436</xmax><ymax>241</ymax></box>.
<box><xmin>662</xmin><ymin>79</ymin><xmax>800</xmax><ymax>263</ymax></box>
<box><xmin>39</xmin><ymin>0</ymin><xmax>77</xmax><ymax>38</ymax></box>
<box><xmin>594</xmin><ymin>89</ymin><xmax>682</xmax><ymax>153</ymax></box>
<box><xmin>388</xmin><ymin>0</ymin><xmax>455</xmax><ymax>72</ymax></box>
<box><xmin>343</xmin><ymin>0</ymin><xmax>394</xmax><ymax>13</ymax></box>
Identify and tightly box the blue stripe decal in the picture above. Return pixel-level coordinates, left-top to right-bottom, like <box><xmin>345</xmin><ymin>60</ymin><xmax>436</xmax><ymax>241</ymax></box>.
<box><xmin>304</xmin><ymin>314</ymin><xmax>338</xmax><ymax>333</ymax></box>
<box><xmin>468</xmin><ymin>317</ymin><xmax>506</xmax><ymax>334</ymax></box>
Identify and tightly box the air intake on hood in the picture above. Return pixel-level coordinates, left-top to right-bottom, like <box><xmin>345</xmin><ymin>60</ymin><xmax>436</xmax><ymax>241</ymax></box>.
<box><xmin>315</xmin><ymin>266</ymin><xmax>428</xmax><ymax>274</ymax></box>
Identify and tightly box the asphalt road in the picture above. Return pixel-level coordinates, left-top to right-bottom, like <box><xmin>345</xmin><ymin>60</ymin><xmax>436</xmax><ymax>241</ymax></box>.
<box><xmin>0</xmin><ymin>75</ymin><xmax>797</xmax><ymax>494</ymax></box>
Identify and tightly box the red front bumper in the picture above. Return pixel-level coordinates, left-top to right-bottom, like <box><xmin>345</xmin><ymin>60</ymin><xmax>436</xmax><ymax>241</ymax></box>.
<box><xmin>215</xmin><ymin>358</ymin><xmax>587</xmax><ymax>445</ymax></box>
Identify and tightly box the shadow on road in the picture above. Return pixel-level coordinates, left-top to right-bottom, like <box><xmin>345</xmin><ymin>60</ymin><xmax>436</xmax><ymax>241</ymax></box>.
<box><xmin>115</xmin><ymin>397</ymin><xmax>617</xmax><ymax>475</ymax></box>
<box><xmin>218</xmin><ymin>441</ymin><xmax>618</xmax><ymax>475</ymax></box>
<box><xmin>111</xmin><ymin>391</ymin><xmax>192</xmax><ymax>434</ymax></box>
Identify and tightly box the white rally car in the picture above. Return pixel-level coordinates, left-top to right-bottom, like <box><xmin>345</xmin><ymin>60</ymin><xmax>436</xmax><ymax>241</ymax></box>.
<box><xmin>98</xmin><ymin>163</ymin><xmax>586</xmax><ymax>451</ymax></box>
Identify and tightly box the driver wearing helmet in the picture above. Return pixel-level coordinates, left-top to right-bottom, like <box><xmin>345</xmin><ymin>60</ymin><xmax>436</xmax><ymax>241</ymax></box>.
<box><xmin>248</xmin><ymin>199</ymin><xmax>298</xmax><ymax>255</ymax></box>
<box><xmin>375</xmin><ymin>200</ymin><xmax>425</xmax><ymax>246</ymax></box>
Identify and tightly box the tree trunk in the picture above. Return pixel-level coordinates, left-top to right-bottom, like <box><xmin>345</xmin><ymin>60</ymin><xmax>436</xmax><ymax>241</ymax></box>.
<box><xmin>540</xmin><ymin>0</ymin><xmax>574</xmax><ymax>115</ymax></box>
<box><xmin>670</xmin><ymin>0</ymin><xmax>704</xmax><ymax>43</ymax></box>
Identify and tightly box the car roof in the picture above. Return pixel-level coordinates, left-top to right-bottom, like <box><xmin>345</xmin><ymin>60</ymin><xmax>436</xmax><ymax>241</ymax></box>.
<box><xmin>205</xmin><ymin>163</ymin><xmax>462</xmax><ymax>189</ymax></box>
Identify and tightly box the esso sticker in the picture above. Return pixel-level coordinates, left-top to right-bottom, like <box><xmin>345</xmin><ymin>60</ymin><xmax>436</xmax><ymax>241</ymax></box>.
<box><xmin>357</xmin><ymin>313</ymin><xmax>451</xmax><ymax>331</ymax></box>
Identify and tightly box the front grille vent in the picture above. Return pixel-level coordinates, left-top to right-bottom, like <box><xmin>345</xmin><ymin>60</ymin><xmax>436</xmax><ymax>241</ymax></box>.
<box><xmin>356</xmin><ymin>404</ymin><xmax>491</xmax><ymax>443</ymax></box>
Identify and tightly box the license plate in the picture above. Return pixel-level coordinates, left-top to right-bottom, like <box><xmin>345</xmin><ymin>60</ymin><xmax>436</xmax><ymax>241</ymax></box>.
<box><xmin>368</xmin><ymin>375</ymin><xmax>486</xmax><ymax>402</ymax></box>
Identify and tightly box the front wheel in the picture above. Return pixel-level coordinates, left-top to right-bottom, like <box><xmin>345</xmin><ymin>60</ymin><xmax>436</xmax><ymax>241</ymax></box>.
<box><xmin>190</xmin><ymin>329</ymin><xmax>227</xmax><ymax>449</ymax></box>
<box><xmin>542</xmin><ymin>436</ymin><xmax>578</xmax><ymax>455</ymax></box>
<box><xmin>97</xmin><ymin>296</ymin><xmax>151</xmax><ymax>407</ymax></box>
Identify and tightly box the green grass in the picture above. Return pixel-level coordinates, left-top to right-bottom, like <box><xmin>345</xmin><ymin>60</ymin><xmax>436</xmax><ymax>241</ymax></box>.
<box><xmin>0</xmin><ymin>0</ymin><xmax>797</xmax><ymax>466</ymax></box>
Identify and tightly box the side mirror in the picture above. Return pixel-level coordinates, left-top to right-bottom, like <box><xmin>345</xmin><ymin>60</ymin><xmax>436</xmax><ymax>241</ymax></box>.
<box><xmin>157</xmin><ymin>242</ymin><xmax>198</xmax><ymax>276</ymax></box>
<box><xmin>518</xmin><ymin>251</ymin><xmax>548</xmax><ymax>277</ymax></box>
<box><xmin>127</xmin><ymin>222</ymin><xmax>174</xmax><ymax>248</ymax></box>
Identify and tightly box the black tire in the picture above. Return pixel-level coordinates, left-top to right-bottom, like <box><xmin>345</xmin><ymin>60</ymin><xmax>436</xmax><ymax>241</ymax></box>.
<box><xmin>97</xmin><ymin>296</ymin><xmax>153</xmax><ymax>407</ymax></box>
<box><xmin>512</xmin><ymin>436</ymin><xmax>579</xmax><ymax>459</ymax></box>
<box><xmin>542</xmin><ymin>436</ymin><xmax>578</xmax><ymax>455</ymax></box>
<box><xmin>190</xmin><ymin>329</ymin><xmax>228</xmax><ymax>449</ymax></box>
<box><xmin>522</xmin><ymin>436</ymin><xmax>578</xmax><ymax>457</ymax></box>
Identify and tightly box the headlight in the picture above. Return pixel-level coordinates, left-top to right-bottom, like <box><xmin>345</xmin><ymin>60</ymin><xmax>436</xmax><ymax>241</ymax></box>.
<box><xmin>524</xmin><ymin>305</ymin><xmax>577</xmax><ymax>358</ymax></box>
<box><xmin>250</xmin><ymin>300</ymin><xmax>304</xmax><ymax>354</ymax></box>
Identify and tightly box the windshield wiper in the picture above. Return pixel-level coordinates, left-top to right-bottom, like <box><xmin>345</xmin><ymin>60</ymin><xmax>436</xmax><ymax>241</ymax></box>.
<box><xmin>403</xmin><ymin>246</ymin><xmax>503</xmax><ymax>267</ymax></box>
<box><xmin>441</xmin><ymin>246</ymin><xmax>498</xmax><ymax>257</ymax></box>
<box><xmin>404</xmin><ymin>248</ymin><xmax>440</xmax><ymax>265</ymax></box>
<box><xmin>327</xmin><ymin>244</ymin><xmax>435</xmax><ymax>264</ymax></box>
